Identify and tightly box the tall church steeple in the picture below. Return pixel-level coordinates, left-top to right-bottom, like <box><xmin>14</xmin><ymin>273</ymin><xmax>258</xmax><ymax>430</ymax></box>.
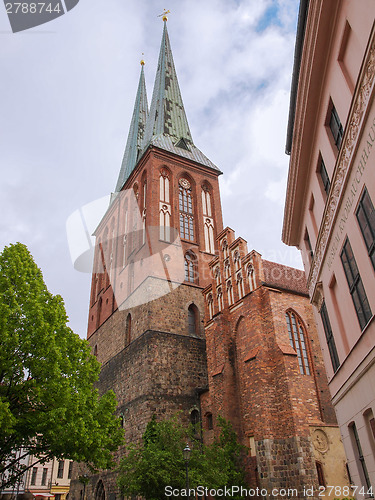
<box><xmin>142</xmin><ymin>20</ymin><xmax>219</xmax><ymax>172</ymax></box>
<box><xmin>115</xmin><ymin>63</ymin><xmax>149</xmax><ymax>192</ymax></box>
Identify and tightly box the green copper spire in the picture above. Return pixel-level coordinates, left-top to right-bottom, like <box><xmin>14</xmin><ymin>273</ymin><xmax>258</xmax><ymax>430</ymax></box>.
<box><xmin>142</xmin><ymin>21</ymin><xmax>219</xmax><ymax>171</ymax></box>
<box><xmin>115</xmin><ymin>63</ymin><xmax>149</xmax><ymax>192</ymax></box>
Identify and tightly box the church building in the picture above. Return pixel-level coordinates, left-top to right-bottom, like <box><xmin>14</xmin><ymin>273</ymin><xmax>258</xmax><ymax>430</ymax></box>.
<box><xmin>70</xmin><ymin>16</ymin><xmax>349</xmax><ymax>499</ymax></box>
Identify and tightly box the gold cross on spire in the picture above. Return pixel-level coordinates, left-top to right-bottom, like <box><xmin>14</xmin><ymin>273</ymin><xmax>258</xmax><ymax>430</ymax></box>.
<box><xmin>158</xmin><ymin>9</ymin><xmax>170</xmax><ymax>21</ymax></box>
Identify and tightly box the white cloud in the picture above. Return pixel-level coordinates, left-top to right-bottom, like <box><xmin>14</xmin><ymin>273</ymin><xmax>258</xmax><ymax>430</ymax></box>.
<box><xmin>0</xmin><ymin>0</ymin><xmax>302</xmax><ymax>337</ymax></box>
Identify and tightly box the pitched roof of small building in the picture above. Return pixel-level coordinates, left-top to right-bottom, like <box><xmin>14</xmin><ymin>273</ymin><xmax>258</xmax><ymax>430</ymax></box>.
<box><xmin>262</xmin><ymin>259</ymin><xmax>308</xmax><ymax>295</ymax></box>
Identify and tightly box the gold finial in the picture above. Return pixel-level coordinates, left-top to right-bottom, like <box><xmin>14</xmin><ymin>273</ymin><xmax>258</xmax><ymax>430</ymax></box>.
<box><xmin>140</xmin><ymin>52</ymin><xmax>145</xmax><ymax>66</ymax></box>
<box><xmin>158</xmin><ymin>9</ymin><xmax>170</xmax><ymax>21</ymax></box>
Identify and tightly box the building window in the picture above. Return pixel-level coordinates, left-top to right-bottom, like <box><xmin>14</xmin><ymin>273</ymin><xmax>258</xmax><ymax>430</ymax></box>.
<box><xmin>285</xmin><ymin>310</ymin><xmax>311</xmax><ymax>375</ymax></box>
<box><xmin>319</xmin><ymin>158</ymin><xmax>331</xmax><ymax>196</ymax></box>
<box><xmin>350</xmin><ymin>422</ymin><xmax>372</xmax><ymax>489</ymax></box>
<box><xmin>224</xmin><ymin>259</ymin><xmax>231</xmax><ymax>279</ymax></box>
<box><xmin>207</xmin><ymin>293</ymin><xmax>214</xmax><ymax>320</ymax></box>
<box><xmin>190</xmin><ymin>409</ymin><xmax>200</xmax><ymax>427</ymax></box>
<box><xmin>142</xmin><ymin>181</ymin><xmax>146</xmax><ymax>246</ymax></box>
<box><xmin>68</xmin><ymin>461</ymin><xmax>73</xmax><ymax>479</ymax></box>
<box><xmin>356</xmin><ymin>187</ymin><xmax>375</xmax><ymax>270</ymax></box>
<box><xmin>369</xmin><ymin>417</ymin><xmax>375</xmax><ymax>442</ymax></box>
<box><xmin>179</xmin><ymin>178</ymin><xmax>194</xmax><ymax>241</ymax></box>
<box><xmin>340</xmin><ymin>238</ymin><xmax>372</xmax><ymax>330</ymax></box>
<box><xmin>233</xmin><ymin>250</ymin><xmax>241</xmax><ymax>271</ymax></box>
<box><xmin>122</xmin><ymin>201</ymin><xmax>128</xmax><ymax>267</ymax></box>
<box><xmin>206</xmin><ymin>413</ymin><xmax>213</xmax><ymax>430</ymax></box>
<box><xmin>316</xmin><ymin>462</ymin><xmax>326</xmax><ymax>486</ymax></box>
<box><xmin>217</xmin><ymin>287</ymin><xmax>224</xmax><ymax>312</ymax></box>
<box><xmin>160</xmin><ymin>170</ymin><xmax>171</xmax><ymax>242</ymax></box>
<box><xmin>95</xmin><ymin>480</ymin><xmax>105</xmax><ymax>500</ymax></box>
<box><xmin>247</xmin><ymin>264</ymin><xmax>256</xmax><ymax>291</ymax></box>
<box><xmin>237</xmin><ymin>272</ymin><xmax>244</xmax><ymax>299</ymax></box>
<box><xmin>184</xmin><ymin>252</ymin><xmax>197</xmax><ymax>283</ymax></box>
<box><xmin>57</xmin><ymin>460</ymin><xmax>64</xmax><ymax>479</ymax></box>
<box><xmin>41</xmin><ymin>468</ymin><xmax>48</xmax><ymax>486</ymax></box>
<box><xmin>329</xmin><ymin>103</ymin><xmax>344</xmax><ymax>149</ymax></box>
<box><xmin>128</xmin><ymin>260</ymin><xmax>135</xmax><ymax>294</ymax></box>
<box><xmin>94</xmin><ymin>345</ymin><xmax>98</xmax><ymax>357</ymax></box>
<box><xmin>204</xmin><ymin>217</ymin><xmax>215</xmax><ymax>254</ymax></box>
<box><xmin>214</xmin><ymin>266</ymin><xmax>221</xmax><ymax>286</ymax></box>
<box><xmin>31</xmin><ymin>467</ymin><xmax>38</xmax><ymax>485</ymax></box>
<box><xmin>125</xmin><ymin>313</ymin><xmax>131</xmax><ymax>346</ymax></box>
<box><xmin>188</xmin><ymin>305</ymin><xmax>198</xmax><ymax>335</ymax></box>
<box><xmin>222</xmin><ymin>239</ymin><xmax>229</xmax><ymax>259</ymax></box>
<box><xmin>202</xmin><ymin>186</ymin><xmax>215</xmax><ymax>254</ymax></box>
<box><xmin>227</xmin><ymin>280</ymin><xmax>234</xmax><ymax>306</ymax></box>
<box><xmin>320</xmin><ymin>301</ymin><xmax>340</xmax><ymax>372</ymax></box>
<box><xmin>304</xmin><ymin>228</ymin><xmax>314</xmax><ymax>262</ymax></box>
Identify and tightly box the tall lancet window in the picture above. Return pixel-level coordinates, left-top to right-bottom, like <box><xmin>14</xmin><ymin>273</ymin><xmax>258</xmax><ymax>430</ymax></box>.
<box><xmin>184</xmin><ymin>252</ymin><xmax>197</xmax><ymax>283</ymax></box>
<box><xmin>142</xmin><ymin>177</ymin><xmax>147</xmax><ymax>245</ymax></box>
<box><xmin>122</xmin><ymin>201</ymin><xmax>129</xmax><ymax>267</ymax></box>
<box><xmin>179</xmin><ymin>178</ymin><xmax>194</xmax><ymax>241</ymax></box>
<box><xmin>109</xmin><ymin>221</ymin><xmax>115</xmax><ymax>285</ymax></box>
<box><xmin>286</xmin><ymin>310</ymin><xmax>311</xmax><ymax>375</ymax></box>
<box><xmin>207</xmin><ymin>293</ymin><xmax>214</xmax><ymax>320</ymax></box>
<box><xmin>237</xmin><ymin>272</ymin><xmax>244</xmax><ymax>299</ymax></box>
<box><xmin>227</xmin><ymin>280</ymin><xmax>234</xmax><ymax>306</ymax></box>
<box><xmin>159</xmin><ymin>169</ymin><xmax>171</xmax><ymax>242</ymax></box>
<box><xmin>202</xmin><ymin>184</ymin><xmax>215</xmax><ymax>254</ymax></box>
<box><xmin>217</xmin><ymin>287</ymin><xmax>224</xmax><ymax>312</ymax></box>
<box><xmin>247</xmin><ymin>263</ymin><xmax>256</xmax><ymax>291</ymax></box>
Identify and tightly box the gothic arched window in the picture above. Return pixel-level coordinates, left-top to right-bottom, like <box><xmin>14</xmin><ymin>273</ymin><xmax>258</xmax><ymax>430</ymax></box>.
<box><xmin>222</xmin><ymin>239</ymin><xmax>229</xmax><ymax>259</ymax></box>
<box><xmin>316</xmin><ymin>462</ymin><xmax>326</xmax><ymax>486</ymax></box>
<box><xmin>237</xmin><ymin>272</ymin><xmax>244</xmax><ymax>299</ymax></box>
<box><xmin>142</xmin><ymin>176</ymin><xmax>147</xmax><ymax>245</ymax></box>
<box><xmin>227</xmin><ymin>280</ymin><xmax>234</xmax><ymax>306</ymax></box>
<box><xmin>159</xmin><ymin>169</ymin><xmax>171</xmax><ymax>242</ymax></box>
<box><xmin>125</xmin><ymin>313</ymin><xmax>132</xmax><ymax>346</ymax></box>
<box><xmin>217</xmin><ymin>287</ymin><xmax>224</xmax><ymax>312</ymax></box>
<box><xmin>214</xmin><ymin>266</ymin><xmax>221</xmax><ymax>286</ymax></box>
<box><xmin>247</xmin><ymin>263</ymin><xmax>256</xmax><ymax>291</ymax></box>
<box><xmin>202</xmin><ymin>184</ymin><xmax>215</xmax><ymax>253</ymax></box>
<box><xmin>206</xmin><ymin>412</ymin><xmax>213</xmax><ymax>430</ymax></box>
<box><xmin>95</xmin><ymin>480</ymin><xmax>105</xmax><ymax>500</ymax></box>
<box><xmin>233</xmin><ymin>250</ymin><xmax>241</xmax><ymax>271</ymax></box>
<box><xmin>285</xmin><ymin>310</ymin><xmax>311</xmax><ymax>375</ymax></box>
<box><xmin>128</xmin><ymin>261</ymin><xmax>134</xmax><ymax>294</ymax></box>
<box><xmin>184</xmin><ymin>252</ymin><xmax>197</xmax><ymax>283</ymax></box>
<box><xmin>188</xmin><ymin>304</ymin><xmax>199</xmax><ymax>335</ymax></box>
<box><xmin>122</xmin><ymin>200</ymin><xmax>129</xmax><ymax>267</ymax></box>
<box><xmin>207</xmin><ymin>293</ymin><xmax>214</xmax><ymax>320</ymax></box>
<box><xmin>224</xmin><ymin>259</ymin><xmax>231</xmax><ymax>279</ymax></box>
<box><xmin>179</xmin><ymin>178</ymin><xmax>194</xmax><ymax>241</ymax></box>
<box><xmin>201</xmin><ymin>185</ymin><xmax>212</xmax><ymax>217</ymax></box>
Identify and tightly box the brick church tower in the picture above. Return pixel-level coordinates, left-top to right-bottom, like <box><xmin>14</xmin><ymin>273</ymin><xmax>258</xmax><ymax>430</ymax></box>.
<box><xmin>73</xmin><ymin>18</ymin><xmax>224</xmax><ymax>498</ymax></box>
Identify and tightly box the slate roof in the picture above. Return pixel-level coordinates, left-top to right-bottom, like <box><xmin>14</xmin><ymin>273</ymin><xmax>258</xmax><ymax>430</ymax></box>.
<box><xmin>115</xmin><ymin>65</ymin><xmax>149</xmax><ymax>192</ymax></box>
<box><xmin>141</xmin><ymin>21</ymin><xmax>220</xmax><ymax>171</ymax></box>
<box><xmin>116</xmin><ymin>20</ymin><xmax>220</xmax><ymax>190</ymax></box>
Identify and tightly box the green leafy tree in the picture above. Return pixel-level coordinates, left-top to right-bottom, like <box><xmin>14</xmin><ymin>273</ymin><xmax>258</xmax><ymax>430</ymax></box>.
<box><xmin>117</xmin><ymin>414</ymin><xmax>247</xmax><ymax>500</ymax></box>
<box><xmin>0</xmin><ymin>243</ymin><xmax>123</xmax><ymax>489</ymax></box>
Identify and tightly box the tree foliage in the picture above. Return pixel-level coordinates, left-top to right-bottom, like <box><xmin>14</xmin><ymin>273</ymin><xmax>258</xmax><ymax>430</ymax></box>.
<box><xmin>117</xmin><ymin>414</ymin><xmax>247</xmax><ymax>500</ymax></box>
<box><xmin>0</xmin><ymin>243</ymin><xmax>123</xmax><ymax>489</ymax></box>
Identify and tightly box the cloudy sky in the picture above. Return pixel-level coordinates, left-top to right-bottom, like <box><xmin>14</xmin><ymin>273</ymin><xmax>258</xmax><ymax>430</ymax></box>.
<box><xmin>0</xmin><ymin>0</ymin><xmax>302</xmax><ymax>338</ymax></box>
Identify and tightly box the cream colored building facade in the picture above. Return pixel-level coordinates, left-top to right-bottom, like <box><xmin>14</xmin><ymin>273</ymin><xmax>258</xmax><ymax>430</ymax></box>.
<box><xmin>1</xmin><ymin>458</ymin><xmax>71</xmax><ymax>500</ymax></box>
<box><xmin>283</xmin><ymin>0</ymin><xmax>375</xmax><ymax>491</ymax></box>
